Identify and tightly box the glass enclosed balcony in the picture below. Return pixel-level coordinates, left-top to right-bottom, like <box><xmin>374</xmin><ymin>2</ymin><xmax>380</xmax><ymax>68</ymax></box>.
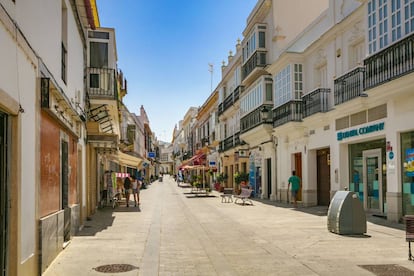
<box><xmin>87</xmin><ymin>67</ymin><xmax>117</xmax><ymax>100</ymax></box>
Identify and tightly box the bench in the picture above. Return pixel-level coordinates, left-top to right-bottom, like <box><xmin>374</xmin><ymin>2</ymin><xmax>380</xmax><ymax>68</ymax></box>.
<box><xmin>234</xmin><ymin>187</ymin><xmax>253</xmax><ymax>205</ymax></box>
<box><xmin>191</xmin><ymin>183</ymin><xmax>210</xmax><ymax>196</ymax></box>
<box><xmin>220</xmin><ymin>188</ymin><xmax>233</xmax><ymax>203</ymax></box>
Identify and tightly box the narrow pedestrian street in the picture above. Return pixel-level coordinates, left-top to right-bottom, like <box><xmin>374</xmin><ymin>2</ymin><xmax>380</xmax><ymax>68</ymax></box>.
<box><xmin>43</xmin><ymin>175</ymin><xmax>412</xmax><ymax>276</ymax></box>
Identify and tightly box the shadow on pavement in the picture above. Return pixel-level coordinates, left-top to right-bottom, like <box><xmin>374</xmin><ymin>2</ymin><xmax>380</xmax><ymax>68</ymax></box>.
<box><xmin>185</xmin><ymin>194</ymin><xmax>217</xmax><ymax>198</ymax></box>
<box><xmin>77</xmin><ymin>208</ymin><xmax>116</xmax><ymax>236</ymax></box>
<box><xmin>251</xmin><ymin>197</ymin><xmax>405</xmax><ymax>231</ymax></box>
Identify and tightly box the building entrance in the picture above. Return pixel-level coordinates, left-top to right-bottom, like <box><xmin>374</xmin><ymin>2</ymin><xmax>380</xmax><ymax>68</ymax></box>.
<box><xmin>363</xmin><ymin>149</ymin><xmax>383</xmax><ymax>213</ymax></box>
<box><xmin>0</xmin><ymin>112</ymin><xmax>8</xmax><ymax>275</ymax></box>
<box><xmin>317</xmin><ymin>148</ymin><xmax>331</xmax><ymax>206</ymax></box>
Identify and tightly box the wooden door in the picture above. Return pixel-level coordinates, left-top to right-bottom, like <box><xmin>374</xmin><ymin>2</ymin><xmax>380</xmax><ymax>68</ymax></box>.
<box><xmin>317</xmin><ymin>149</ymin><xmax>331</xmax><ymax>206</ymax></box>
<box><xmin>294</xmin><ymin>153</ymin><xmax>302</xmax><ymax>201</ymax></box>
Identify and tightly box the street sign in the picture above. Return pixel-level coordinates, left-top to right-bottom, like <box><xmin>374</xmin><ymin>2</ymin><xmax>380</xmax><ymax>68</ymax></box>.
<box><xmin>148</xmin><ymin>152</ymin><xmax>155</xmax><ymax>158</ymax></box>
<box><xmin>209</xmin><ymin>161</ymin><xmax>216</xmax><ymax>166</ymax></box>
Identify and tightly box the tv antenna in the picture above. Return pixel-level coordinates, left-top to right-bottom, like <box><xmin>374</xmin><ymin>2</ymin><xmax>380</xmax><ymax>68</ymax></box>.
<box><xmin>208</xmin><ymin>63</ymin><xmax>214</xmax><ymax>92</ymax></box>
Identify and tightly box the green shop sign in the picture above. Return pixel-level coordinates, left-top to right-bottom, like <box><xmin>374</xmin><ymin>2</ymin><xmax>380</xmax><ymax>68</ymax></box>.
<box><xmin>337</xmin><ymin>122</ymin><xmax>384</xmax><ymax>141</ymax></box>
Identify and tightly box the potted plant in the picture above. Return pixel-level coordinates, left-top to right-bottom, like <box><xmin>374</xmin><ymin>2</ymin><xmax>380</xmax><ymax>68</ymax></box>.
<box><xmin>234</xmin><ymin>171</ymin><xmax>249</xmax><ymax>193</ymax></box>
<box><xmin>216</xmin><ymin>173</ymin><xmax>228</xmax><ymax>192</ymax></box>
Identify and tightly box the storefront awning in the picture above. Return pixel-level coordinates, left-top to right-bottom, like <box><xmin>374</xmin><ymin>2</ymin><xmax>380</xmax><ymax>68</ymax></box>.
<box><xmin>118</xmin><ymin>151</ymin><xmax>143</xmax><ymax>168</ymax></box>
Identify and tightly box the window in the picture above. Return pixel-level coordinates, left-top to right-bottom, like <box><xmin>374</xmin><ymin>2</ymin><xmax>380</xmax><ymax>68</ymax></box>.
<box><xmin>259</xmin><ymin>31</ymin><xmax>265</xmax><ymax>48</ymax></box>
<box><xmin>294</xmin><ymin>64</ymin><xmax>303</xmax><ymax>99</ymax></box>
<box><xmin>89</xmin><ymin>74</ymin><xmax>99</xmax><ymax>88</ymax></box>
<box><xmin>404</xmin><ymin>0</ymin><xmax>414</xmax><ymax>35</ymax></box>
<box><xmin>242</xmin><ymin>24</ymin><xmax>266</xmax><ymax>62</ymax></box>
<box><xmin>240</xmin><ymin>78</ymin><xmax>263</xmax><ymax>116</ymax></box>
<box><xmin>266</xmin><ymin>83</ymin><xmax>273</xmax><ymax>101</ymax></box>
<box><xmin>368</xmin><ymin>0</ymin><xmax>414</xmax><ymax>54</ymax></box>
<box><xmin>61</xmin><ymin>1</ymin><xmax>67</xmax><ymax>83</ymax></box>
<box><xmin>90</xmin><ymin>42</ymin><xmax>108</xmax><ymax>68</ymax></box>
<box><xmin>88</xmin><ymin>31</ymin><xmax>110</xmax><ymax>39</ymax></box>
<box><xmin>61</xmin><ymin>43</ymin><xmax>67</xmax><ymax>84</ymax></box>
<box><xmin>349</xmin><ymin>40</ymin><xmax>365</xmax><ymax>69</ymax></box>
<box><xmin>392</xmin><ymin>0</ymin><xmax>402</xmax><ymax>40</ymax></box>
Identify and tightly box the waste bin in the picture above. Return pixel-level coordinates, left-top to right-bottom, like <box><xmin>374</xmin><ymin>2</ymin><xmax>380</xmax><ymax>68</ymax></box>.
<box><xmin>159</xmin><ymin>175</ymin><xmax>163</xmax><ymax>182</ymax></box>
<box><xmin>327</xmin><ymin>191</ymin><xmax>366</xmax><ymax>235</ymax></box>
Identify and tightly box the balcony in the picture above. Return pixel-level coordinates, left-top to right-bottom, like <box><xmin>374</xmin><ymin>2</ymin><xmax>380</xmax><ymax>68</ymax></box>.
<box><xmin>302</xmin><ymin>88</ymin><xmax>330</xmax><ymax>118</ymax></box>
<box><xmin>218</xmin><ymin>85</ymin><xmax>244</xmax><ymax>116</ymax></box>
<box><xmin>334</xmin><ymin>67</ymin><xmax>365</xmax><ymax>105</ymax></box>
<box><xmin>240</xmin><ymin>105</ymin><xmax>272</xmax><ymax>133</ymax></box>
<box><xmin>87</xmin><ymin>67</ymin><xmax>117</xmax><ymax>100</ymax></box>
<box><xmin>272</xmin><ymin>100</ymin><xmax>302</xmax><ymax>127</ymax></box>
<box><xmin>219</xmin><ymin>132</ymin><xmax>241</xmax><ymax>152</ymax></box>
<box><xmin>242</xmin><ymin>50</ymin><xmax>267</xmax><ymax>81</ymax></box>
<box><xmin>365</xmin><ymin>33</ymin><xmax>414</xmax><ymax>90</ymax></box>
<box><xmin>87</xmin><ymin>127</ymin><xmax>118</xmax><ymax>153</ymax></box>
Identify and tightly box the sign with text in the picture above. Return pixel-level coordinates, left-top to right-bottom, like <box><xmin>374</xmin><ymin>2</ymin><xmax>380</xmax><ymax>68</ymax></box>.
<box><xmin>148</xmin><ymin>152</ymin><xmax>155</xmax><ymax>158</ymax></box>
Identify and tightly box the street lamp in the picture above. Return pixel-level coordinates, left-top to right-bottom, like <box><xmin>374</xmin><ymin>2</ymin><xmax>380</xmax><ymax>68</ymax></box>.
<box><xmin>260</xmin><ymin>105</ymin><xmax>270</xmax><ymax>122</ymax></box>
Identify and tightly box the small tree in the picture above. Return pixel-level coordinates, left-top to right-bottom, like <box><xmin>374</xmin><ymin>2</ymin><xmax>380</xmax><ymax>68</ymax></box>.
<box><xmin>234</xmin><ymin>171</ymin><xmax>249</xmax><ymax>185</ymax></box>
<box><xmin>216</xmin><ymin>173</ymin><xmax>228</xmax><ymax>191</ymax></box>
<box><xmin>234</xmin><ymin>172</ymin><xmax>249</xmax><ymax>194</ymax></box>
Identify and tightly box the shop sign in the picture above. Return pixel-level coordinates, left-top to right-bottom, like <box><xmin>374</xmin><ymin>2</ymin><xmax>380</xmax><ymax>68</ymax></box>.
<box><xmin>337</xmin><ymin>122</ymin><xmax>385</xmax><ymax>141</ymax></box>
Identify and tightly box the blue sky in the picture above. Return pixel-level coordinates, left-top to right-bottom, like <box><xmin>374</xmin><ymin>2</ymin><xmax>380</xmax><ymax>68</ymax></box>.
<box><xmin>97</xmin><ymin>0</ymin><xmax>257</xmax><ymax>142</ymax></box>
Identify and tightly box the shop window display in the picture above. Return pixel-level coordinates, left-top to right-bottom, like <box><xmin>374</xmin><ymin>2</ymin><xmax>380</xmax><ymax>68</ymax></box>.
<box><xmin>401</xmin><ymin>131</ymin><xmax>414</xmax><ymax>215</ymax></box>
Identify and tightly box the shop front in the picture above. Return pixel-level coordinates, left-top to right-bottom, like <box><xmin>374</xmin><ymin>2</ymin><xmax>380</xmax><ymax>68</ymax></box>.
<box><xmin>401</xmin><ymin>131</ymin><xmax>414</xmax><ymax>216</ymax></box>
<box><xmin>348</xmin><ymin>138</ymin><xmax>386</xmax><ymax>215</ymax></box>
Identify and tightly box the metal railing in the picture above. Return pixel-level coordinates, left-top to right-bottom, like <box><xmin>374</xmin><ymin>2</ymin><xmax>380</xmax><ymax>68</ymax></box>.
<box><xmin>242</xmin><ymin>50</ymin><xmax>267</xmax><ymax>80</ymax></box>
<box><xmin>302</xmin><ymin>88</ymin><xmax>330</xmax><ymax>118</ymax></box>
<box><xmin>365</xmin><ymin>33</ymin><xmax>414</xmax><ymax>90</ymax></box>
<box><xmin>218</xmin><ymin>85</ymin><xmax>244</xmax><ymax>116</ymax></box>
<box><xmin>334</xmin><ymin>67</ymin><xmax>365</xmax><ymax>105</ymax></box>
<box><xmin>272</xmin><ymin>100</ymin><xmax>302</xmax><ymax>127</ymax></box>
<box><xmin>240</xmin><ymin>105</ymin><xmax>271</xmax><ymax>133</ymax></box>
<box><xmin>87</xmin><ymin>67</ymin><xmax>117</xmax><ymax>100</ymax></box>
<box><xmin>219</xmin><ymin>132</ymin><xmax>240</xmax><ymax>152</ymax></box>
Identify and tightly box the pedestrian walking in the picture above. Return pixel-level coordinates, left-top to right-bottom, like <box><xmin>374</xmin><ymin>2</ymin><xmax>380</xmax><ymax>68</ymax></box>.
<box><xmin>288</xmin><ymin>170</ymin><xmax>301</xmax><ymax>208</ymax></box>
<box><xmin>124</xmin><ymin>175</ymin><xmax>132</xmax><ymax>207</ymax></box>
<box><xmin>131</xmin><ymin>175</ymin><xmax>138</xmax><ymax>207</ymax></box>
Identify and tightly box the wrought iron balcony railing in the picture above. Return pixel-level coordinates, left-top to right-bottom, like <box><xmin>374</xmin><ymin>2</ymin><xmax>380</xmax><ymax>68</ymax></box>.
<box><xmin>364</xmin><ymin>33</ymin><xmax>414</xmax><ymax>90</ymax></box>
<box><xmin>218</xmin><ymin>85</ymin><xmax>244</xmax><ymax>116</ymax></box>
<box><xmin>272</xmin><ymin>100</ymin><xmax>302</xmax><ymax>127</ymax></box>
<box><xmin>302</xmin><ymin>88</ymin><xmax>330</xmax><ymax>118</ymax></box>
<box><xmin>242</xmin><ymin>50</ymin><xmax>267</xmax><ymax>80</ymax></box>
<box><xmin>87</xmin><ymin>67</ymin><xmax>117</xmax><ymax>100</ymax></box>
<box><xmin>240</xmin><ymin>105</ymin><xmax>272</xmax><ymax>133</ymax></box>
<box><xmin>334</xmin><ymin>67</ymin><xmax>365</xmax><ymax>105</ymax></box>
<box><xmin>219</xmin><ymin>132</ymin><xmax>240</xmax><ymax>152</ymax></box>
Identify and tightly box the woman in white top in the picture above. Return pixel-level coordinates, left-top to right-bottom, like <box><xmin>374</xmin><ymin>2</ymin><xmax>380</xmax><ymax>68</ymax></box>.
<box><xmin>131</xmin><ymin>176</ymin><xmax>139</xmax><ymax>207</ymax></box>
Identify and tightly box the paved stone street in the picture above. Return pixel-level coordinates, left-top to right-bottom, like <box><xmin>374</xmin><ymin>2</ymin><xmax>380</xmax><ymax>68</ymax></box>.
<box><xmin>43</xmin><ymin>175</ymin><xmax>414</xmax><ymax>276</ymax></box>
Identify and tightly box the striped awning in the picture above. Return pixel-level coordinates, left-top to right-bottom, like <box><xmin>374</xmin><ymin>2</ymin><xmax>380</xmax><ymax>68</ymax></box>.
<box><xmin>115</xmin><ymin>172</ymin><xmax>129</xmax><ymax>178</ymax></box>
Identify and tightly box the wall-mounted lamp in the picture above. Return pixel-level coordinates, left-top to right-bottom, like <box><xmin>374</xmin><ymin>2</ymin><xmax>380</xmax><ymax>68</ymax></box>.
<box><xmin>260</xmin><ymin>106</ymin><xmax>270</xmax><ymax>122</ymax></box>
